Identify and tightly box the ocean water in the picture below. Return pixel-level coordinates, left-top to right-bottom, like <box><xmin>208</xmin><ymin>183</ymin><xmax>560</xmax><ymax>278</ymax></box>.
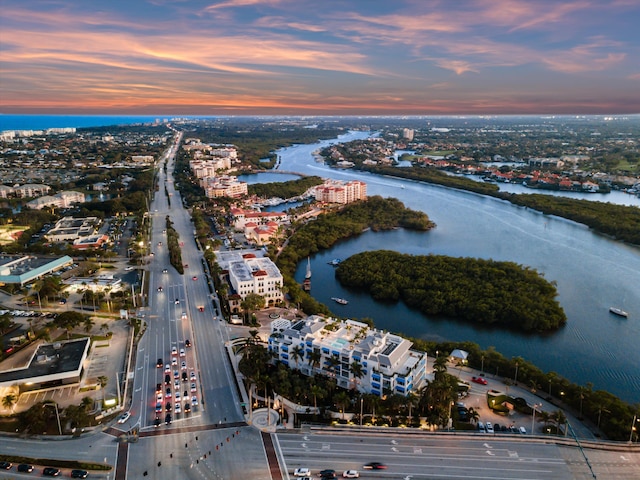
<box><xmin>0</xmin><ymin>114</ymin><xmax>216</xmax><ymax>132</ymax></box>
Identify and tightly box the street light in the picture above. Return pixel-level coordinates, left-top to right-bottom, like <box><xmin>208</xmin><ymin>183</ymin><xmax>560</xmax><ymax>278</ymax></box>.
<box><xmin>531</xmin><ymin>403</ymin><xmax>541</xmax><ymax>435</ymax></box>
<box><xmin>630</xmin><ymin>415</ymin><xmax>638</xmax><ymax>443</ymax></box>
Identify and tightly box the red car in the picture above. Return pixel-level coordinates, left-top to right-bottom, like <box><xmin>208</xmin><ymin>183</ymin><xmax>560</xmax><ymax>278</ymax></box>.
<box><xmin>472</xmin><ymin>376</ymin><xmax>488</xmax><ymax>385</ymax></box>
<box><xmin>363</xmin><ymin>462</ymin><xmax>386</xmax><ymax>470</ymax></box>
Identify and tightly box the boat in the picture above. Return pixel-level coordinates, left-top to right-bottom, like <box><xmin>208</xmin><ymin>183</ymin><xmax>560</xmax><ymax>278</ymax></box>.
<box><xmin>609</xmin><ymin>307</ymin><xmax>628</xmax><ymax>318</ymax></box>
<box><xmin>328</xmin><ymin>258</ymin><xmax>342</xmax><ymax>266</ymax></box>
<box><xmin>302</xmin><ymin>278</ymin><xmax>311</xmax><ymax>291</ymax></box>
<box><xmin>331</xmin><ymin>297</ymin><xmax>348</xmax><ymax>305</ymax></box>
<box><xmin>305</xmin><ymin>257</ymin><xmax>311</xmax><ymax>279</ymax></box>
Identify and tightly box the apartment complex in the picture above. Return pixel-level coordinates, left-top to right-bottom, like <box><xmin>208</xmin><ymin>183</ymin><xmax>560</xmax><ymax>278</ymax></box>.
<box><xmin>268</xmin><ymin>315</ymin><xmax>427</xmax><ymax>396</ymax></box>
<box><xmin>201</xmin><ymin>175</ymin><xmax>248</xmax><ymax>198</ymax></box>
<box><xmin>314</xmin><ymin>180</ymin><xmax>367</xmax><ymax>204</ymax></box>
<box><xmin>25</xmin><ymin>190</ymin><xmax>86</xmax><ymax>210</ymax></box>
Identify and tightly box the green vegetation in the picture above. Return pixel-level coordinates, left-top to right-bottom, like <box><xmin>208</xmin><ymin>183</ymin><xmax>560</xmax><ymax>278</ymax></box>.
<box><xmin>335</xmin><ymin>250</ymin><xmax>566</xmax><ymax>332</ymax></box>
<box><xmin>276</xmin><ymin>196</ymin><xmax>435</xmax><ymax>315</ymax></box>
<box><xmin>248</xmin><ymin>175</ymin><xmax>324</xmax><ymax>199</ymax></box>
<box><xmin>505</xmin><ymin>193</ymin><xmax>640</xmax><ymax>246</ymax></box>
<box><xmin>361</xmin><ymin>165</ymin><xmax>640</xmax><ymax>246</ymax></box>
<box><xmin>165</xmin><ymin>215</ymin><xmax>184</xmax><ymax>274</ymax></box>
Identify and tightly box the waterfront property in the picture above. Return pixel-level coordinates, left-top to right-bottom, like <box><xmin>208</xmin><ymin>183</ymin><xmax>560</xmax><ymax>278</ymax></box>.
<box><xmin>268</xmin><ymin>315</ymin><xmax>427</xmax><ymax>396</ymax></box>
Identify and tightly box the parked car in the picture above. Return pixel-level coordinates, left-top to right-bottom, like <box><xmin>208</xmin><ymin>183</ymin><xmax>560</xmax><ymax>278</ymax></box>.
<box><xmin>294</xmin><ymin>468</ymin><xmax>311</xmax><ymax>477</ymax></box>
<box><xmin>472</xmin><ymin>376</ymin><xmax>488</xmax><ymax>385</ymax></box>
<box><xmin>191</xmin><ymin>395</ymin><xmax>198</xmax><ymax>406</ymax></box>
<box><xmin>342</xmin><ymin>471</ymin><xmax>359</xmax><ymax>478</ymax></box>
<box><xmin>70</xmin><ymin>470</ymin><xmax>88</xmax><ymax>478</ymax></box>
<box><xmin>0</xmin><ymin>462</ymin><xmax>12</xmax><ymax>470</ymax></box>
<box><xmin>486</xmin><ymin>422</ymin><xmax>494</xmax><ymax>433</ymax></box>
<box><xmin>43</xmin><ymin>467</ymin><xmax>61</xmax><ymax>476</ymax></box>
<box><xmin>17</xmin><ymin>464</ymin><xmax>34</xmax><ymax>472</ymax></box>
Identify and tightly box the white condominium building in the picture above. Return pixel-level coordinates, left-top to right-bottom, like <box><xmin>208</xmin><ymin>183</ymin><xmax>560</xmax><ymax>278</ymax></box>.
<box><xmin>217</xmin><ymin>252</ymin><xmax>283</xmax><ymax>305</ymax></box>
<box><xmin>202</xmin><ymin>176</ymin><xmax>248</xmax><ymax>198</ymax></box>
<box><xmin>268</xmin><ymin>316</ymin><xmax>427</xmax><ymax>396</ymax></box>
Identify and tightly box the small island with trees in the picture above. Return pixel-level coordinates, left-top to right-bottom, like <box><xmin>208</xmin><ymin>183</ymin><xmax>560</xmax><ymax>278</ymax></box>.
<box><xmin>335</xmin><ymin>250</ymin><xmax>567</xmax><ymax>332</ymax></box>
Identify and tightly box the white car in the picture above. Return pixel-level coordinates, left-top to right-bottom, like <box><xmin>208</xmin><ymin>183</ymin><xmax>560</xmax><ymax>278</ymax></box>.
<box><xmin>171</xmin><ymin>346</ymin><xmax>178</xmax><ymax>356</ymax></box>
<box><xmin>190</xmin><ymin>382</ymin><xmax>197</xmax><ymax>392</ymax></box>
<box><xmin>191</xmin><ymin>395</ymin><xmax>198</xmax><ymax>406</ymax></box>
<box><xmin>117</xmin><ymin>412</ymin><xmax>131</xmax><ymax>424</ymax></box>
<box><xmin>179</xmin><ymin>348</ymin><xmax>185</xmax><ymax>357</ymax></box>
<box><xmin>343</xmin><ymin>471</ymin><xmax>359</xmax><ymax>479</ymax></box>
<box><xmin>486</xmin><ymin>421</ymin><xmax>494</xmax><ymax>433</ymax></box>
<box><xmin>294</xmin><ymin>468</ymin><xmax>311</xmax><ymax>477</ymax></box>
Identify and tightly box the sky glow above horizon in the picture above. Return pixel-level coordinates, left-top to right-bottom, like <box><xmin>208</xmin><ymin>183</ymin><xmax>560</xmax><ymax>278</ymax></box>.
<box><xmin>1</xmin><ymin>0</ymin><xmax>639</xmax><ymax>115</ymax></box>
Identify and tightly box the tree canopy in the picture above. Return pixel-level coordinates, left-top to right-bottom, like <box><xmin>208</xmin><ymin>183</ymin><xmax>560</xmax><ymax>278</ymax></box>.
<box><xmin>335</xmin><ymin>250</ymin><xmax>567</xmax><ymax>332</ymax></box>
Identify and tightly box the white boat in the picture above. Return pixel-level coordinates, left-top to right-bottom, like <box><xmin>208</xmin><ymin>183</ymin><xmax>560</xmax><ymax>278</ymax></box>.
<box><xmin>331</xmin><ymin>297</ymin><xmax>348</xmax><ymax>305</ymax></box>
<box><xmin>328</xmin><ymin>258</ymin><xmax>342</xmax><ymax>266</ymax></box>
<box><xmin>609</xmin><ymin>307</ymin><xmax>628</xmax><ymax>318</ymax></box>
<box><xmin>305</xmin><ymin>257</ymin><xmax>311</xmax><ymax>279</ymax></box>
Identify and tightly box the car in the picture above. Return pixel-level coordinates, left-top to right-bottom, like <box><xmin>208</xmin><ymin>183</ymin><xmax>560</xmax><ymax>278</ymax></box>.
<box><xmin>157</xmin><ymin>358</ymin><xmax>163</xmax><ymax>368</ymax></box>
<box><xmin>157</xmin><ymin>286</ymin><xmax>163</xmax><ymax>292</ymax></box>
<box><xmin>181</xmin><ymin>361</ymin><xmax>187</xmax><ymax>370</ymax></box>
<box><xmin>182</xmin><ymin>372</ymin><xmax>188</xmax><ymax>381</ymax></box>
<box><xmin>0</xmin><ymin>461</ymin><xmax>12</xmax><ymax>470</ymax></box>
<box><xmin>319</xmin><ymin>469</ymin><xmax>336</xmax><ymax>479</ymax></box>
<box><xmin>174</xmin><ymin>378</ymin><xmax>180</xmax><ymax>388</ymax></box>
<box><xmin>180</xmin><ymin>348</ymin><xmax>186</xmax><ymax>357</ymax></box>
<box><xmin>165</xmin><ymin>413</ymin><xmax>172</xmax><ymax>425</ymax></box>
<box><xmin>70</xmin><ymin>469</ymin><xmax>89</xmax><ymax>478</ymax></box>
<box><xmin>173</xmin><ymin>370</ymin><xmax>179</xmax><ymax>379</ymax></box>
<box><xmin>472</xmin><ymin>376</ymin><xmax>488</xmax><ymax>385</ymax></box>
<box><xmin>181</xmin><ymin>312</ymin><xmax>187</xmax><ymax>320</ymax></box>
<box><xmin>18</xmin><ymin>464</ymin><xmax>34</xmax><ymax>472</ymax></box>
<box><xmin>342</xmin><ymin>471</ymin><xmax>359</xmax><ymax>479</ymax></box>
<box><xmin>156</xmin><ymin>383</ymin><xmax>162</xmax><ymax>393</ymax></box>
<box><xmin>156</xmin><ymin>402</ymin><xmax>163</xmax><ymax>413</ymax></box>
<box><xmin>185</xmin><ymin>339</ymin><xmax>192</xmax><ymax>347</ymax></box>
<box><xmin>183</xmin><ymin>263</ymin><xmax>188</xmax><ymax>268</ymax></box>
<box><xmin>117</xmin><ymin>412</ymin><xmax>131</xmax><ymax>424</ymax></box>
<box><xmin>184</xmin><ymin>402</ymin><xmax>191</xmax><ymax>413</ymax></box>
<box><xmin>171</xmin><ymin>357</ymin><xmax>178</xmax><ymax>366</ymax></box>
<box><xmin>198</xmin><ymin>305</ymin><xmax>204</xmax><ymax>312</ymax></box>
<box><xmin>191</xmin><ymin>395</ymin><xmax>198</xmax><ymax>406</ymax></box>
<box><xmin>154</xmin><ymin>417</ymin><xmax>161</xmax><ymax>427</ymax></box>
<box><xmin>190</xmin><ymin>382</ymin><xmax>197</xmax><ymax>392</ymax></box>
<box><xmin>175</xmin><ymin>298</ymin><xmax>180</xmax><ymax>304</ymax></box>
<box><xmin>192</xmin><ymin>276</ymin><xmax>197</xmax><ymax>281</ymax></box>
<box><xmin>158</xmin><ymin>241</ymin><xmax>162</xmax><ymax>247</ymax></box>
<box><xmin>363</xmin><ymin>462</ymin><xmax>386</xmax><ymax>470</ymax></box>
<box><xmin>175</xmin><ymin>391</ymin><xmax>181</xmax><ymax>401</ymax></box>
<box><xmin>477</xmin><ymin>421</ymin><xmax>485</xmax><ymax>432</ymax></box>
<box><xmin>166</xmin><ymin>401</ymin><xmax>172</xmax><ymax>412</ymax></box>
<box><xmin>156</xmin><ymin>393</ymin><xmax>163</xmax><ymax>402</ymax></box>
<box><xmin>494</xmin><ymin>423</ymin><xmax>502</xmax><ymax>432</ymax></box>
<box><xmin>174</xmin><ymin>402</ymin><xmax>181</xmax><ymax>413</ymax></box>
<box><xmin>171</xmin><ymin>346</ymin><xmax>178</xmax><ymax>356</ymax></box>
<box><xmin>165</xmin><ymin>387</ymin><xmax>172</xmax><ymax>398</ymax></box>
<box><xmin>519</xmin><ymin>426</ymin><xmax>527</xmax><ymax>434</ymax></box>
<box><xmin>125</xmin><ymin>266</ymin><xmax>134</xmax><ymax>271</ymax></box>
<box><xmin>43</xmin><ymin>467</ymin><xmax>61</xmax><ymax>476</ymax></box>
<box><xmin>486</xmin><ymin>422</ymin><xmax>494</xmax><ymax>433</ymax></box>
<box><xmin>164</xmin><ymin>364</ymin><xmax>171</xmax><ymax>373</ymax></box>
<box><xmin>294</xmin><ymin>468</ymin><xmax>311</xmax><ymax>477</ymax></box>
<box><xmin>190</xmin><ymin>371</ymin><xmax>196</xmax><ymax>380</ymax></box>
<box><xmin>164</xmin><ymin>374</ymin><xmax>171</xmax><ymax>385</ymax></box>
<box><xmin>162</xmin><ymin>268</ymin><xmax>168</xmax><ymax>273</ymax></box>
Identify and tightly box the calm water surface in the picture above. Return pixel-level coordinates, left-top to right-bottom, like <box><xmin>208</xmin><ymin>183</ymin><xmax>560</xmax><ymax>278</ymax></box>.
<box><xmin>272</xmin><ymin>131</ymin><xmax>640</xmax><ymax>403</ymax></box>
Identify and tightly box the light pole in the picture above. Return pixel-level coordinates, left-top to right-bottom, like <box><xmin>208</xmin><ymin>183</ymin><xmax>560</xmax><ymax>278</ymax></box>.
<box><xmin>531</xmin><ymin>403</ymin><xmax>541</xmax><ymax>435</ymax></box>
<box><xmin>360</xmin><ymin>397</ymin><xmax>363</xmax><ymax>427</ymax></box>
<box><xmin>630</xmin><ymin>415</ymin><xmax>638</xmax><ymax>443</ymax></box>
<box><xmin>514</xmin><ymin>362</ymin><xmax>519</xmax><ymax>385</ymax></box>
<box><xmin>481</xmin><ymin>354</ymin><xmax>484</xmax><ymax>374</ymax></box>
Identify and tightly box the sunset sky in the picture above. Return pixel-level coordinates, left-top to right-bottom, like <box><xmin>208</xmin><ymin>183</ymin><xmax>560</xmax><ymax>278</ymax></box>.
<box><xmin>1</xmin><ymin>0</ymin><xmax>639</xmax><ymax>115</ymax></box>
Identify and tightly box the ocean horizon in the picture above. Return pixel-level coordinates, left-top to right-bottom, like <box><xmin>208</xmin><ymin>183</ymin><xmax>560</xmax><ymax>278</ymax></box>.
<box><xmin>0</xmin><ymin>114</ymin><xmax>214</xmax><ymax>132</ymax></box>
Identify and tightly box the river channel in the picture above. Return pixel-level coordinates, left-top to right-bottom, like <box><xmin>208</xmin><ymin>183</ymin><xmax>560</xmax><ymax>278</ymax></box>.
<box><xmin>248</xmin><ymin>131</ymin><xmax>640</xmax><ymax>403</ymax></box>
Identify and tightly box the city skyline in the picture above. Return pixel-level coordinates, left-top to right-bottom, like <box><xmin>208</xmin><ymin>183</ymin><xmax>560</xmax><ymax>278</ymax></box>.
<box><xmin>1</xmin><ymin>0</ymin><xmax>639</xmax><ymax>115</ymax></box>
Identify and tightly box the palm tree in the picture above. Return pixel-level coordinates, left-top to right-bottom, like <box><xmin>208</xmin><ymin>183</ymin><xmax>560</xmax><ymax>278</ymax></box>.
<box><xmin>2</xmin><ymin>394</ymin><xmax>16</xmax><ymax>413</ymax></box>
<box><xmin>349</xmin><ymin>360</ymin><xmax>364</xmax><ymax>391</ymax></box>
<box><xmin>309</xmin><ymin>384</ymin><xmax>324</xmax><ymax>413</ymax></box>
<box><xmin>326</xmin><ymin>355</ymin><xmax>340</xmax><ymax>378</ymax></box>
<box><xmin>333</xmin><ymin>391</ymin><xmax>351</xmax><ymax>420</ymax></box>
<box><xmin>83</xmin><ymin>316</ymin><xmax>95</xmax><ymax>333</ymax></box>
<box><xmin>97</xmin><ymin>376</ymin><xmax>108</xmax><ymax>406</ymax></box>
<box><xmin>307</xmin><ymin>350</ymin><xmax>321</xmax><ymax>372</ymax></box>
<box><xmin>467</xmin><ymin>406</ymin><xmax>480</xmax><ymax>424</ymax></box>
<box><xmin>291</xmin><ymin>345</ymin><xmax>304</xmax><ymax>369</ymax></box>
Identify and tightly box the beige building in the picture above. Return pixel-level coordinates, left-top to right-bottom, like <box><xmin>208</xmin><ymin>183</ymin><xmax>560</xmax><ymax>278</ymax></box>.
<box><xmin>314</xmin><ymin>180</ymin><xmax>367</xmax><ymax>204</ymax></box>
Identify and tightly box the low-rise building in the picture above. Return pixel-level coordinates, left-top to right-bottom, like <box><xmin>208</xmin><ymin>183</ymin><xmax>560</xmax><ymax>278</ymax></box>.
<box><xmin>45</xmin><ymin>216</ymin><xmax>100</xmax><ymax>242</ymax></box>
<box><xmin>216</xmin><ymin>251</ymin><xmax>283</xmax><ymax>307</ymax></box>
<box><xmin>268</xmin><ymin>315</ymin><xmax>427</xmax><ymax>396</ymax></box>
